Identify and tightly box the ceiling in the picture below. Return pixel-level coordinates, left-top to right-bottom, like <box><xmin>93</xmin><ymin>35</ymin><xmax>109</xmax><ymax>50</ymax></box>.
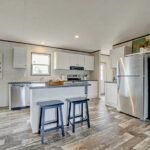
<box><xmin>0</xmin><ymin>0</ymin><xmax>150</xmax><ymax>52</ymax></box>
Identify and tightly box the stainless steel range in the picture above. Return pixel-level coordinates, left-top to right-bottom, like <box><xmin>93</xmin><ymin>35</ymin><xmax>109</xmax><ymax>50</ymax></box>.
<box><xmin>67</xmin><ymin>74</ymin><xmax>82</xmax><ymax>81</ymax></box>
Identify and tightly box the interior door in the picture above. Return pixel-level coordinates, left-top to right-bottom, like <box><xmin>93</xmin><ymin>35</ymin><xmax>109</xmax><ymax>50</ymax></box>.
<box><xmin>100</xmin><ymin>63</ymin><xmax>106</xmax><ymax>95</ymax></box>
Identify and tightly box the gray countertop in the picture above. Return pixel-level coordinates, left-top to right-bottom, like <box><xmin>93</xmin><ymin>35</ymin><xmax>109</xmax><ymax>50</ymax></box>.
<box><xmin>8</xmin><ymin>81</ymin><xmax>33</xmax><ymax>84</ymax></box>
<box><xmin>8</xmin><ymin>81</ymin><xmax>45</xmax><ymax>84</ymax></box>
<box><xmin>105</xmin><ymin>81</ymin><xmax>117</xmax><ymax>84</ymax></box>
<box><xmin>29</xmin><ymin>83</ymin><xmax>91</xmax><ymax>89</ymax></box>
<box><xmin>8</xmin><ymin>80</ymin><xmax>98</xmax><ymax>84</ymax></box>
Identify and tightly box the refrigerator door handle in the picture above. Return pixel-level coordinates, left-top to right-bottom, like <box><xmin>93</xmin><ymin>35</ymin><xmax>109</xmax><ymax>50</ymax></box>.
<box><xmin>117</xmin><ymin>77</ymin><xmax>120</xmax><ymax>91</ymax></box>
<box><xmin>117</xmin><ymin>62</ymin><xmax>121</xmax><ymax>91</ymax></box>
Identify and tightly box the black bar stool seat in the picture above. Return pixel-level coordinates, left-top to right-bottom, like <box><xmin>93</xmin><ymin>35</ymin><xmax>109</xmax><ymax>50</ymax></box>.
<box><xmin>66</xmin><ymin>97</ymin><xmax>90</xmax><ymax>133</ymax></box>
<box><xmin>37</xmin><ymin>100</ymin><xmax>64</xmax><ymax>144</ymax></box>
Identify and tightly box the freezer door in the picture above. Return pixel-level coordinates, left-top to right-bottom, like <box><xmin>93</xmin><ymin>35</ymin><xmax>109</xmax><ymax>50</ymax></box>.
<box><xmin>125</xmin><ymin>55</ymin><xmax>143</xmax><ymax>76</ymax></box>
<box><xmin>117</xmin><ymin>76</ymin><xmax>144</xmax><ymax>119</ymax></box>
<box><xmin>117</xmin><ymin>54</ymin><xmax>143</xmax><ymax>76</ymax></box>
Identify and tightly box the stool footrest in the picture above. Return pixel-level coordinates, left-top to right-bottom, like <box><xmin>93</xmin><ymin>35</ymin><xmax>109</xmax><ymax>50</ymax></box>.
<box><xmin>42</xmin><ymin>126</ymin><xmax>62</xmax><ymax>133</ymax></box>
<box><xmin>69</xmin><ymin>114</ymin><xmax>82</xmax><ymax>119</ymax></box>
<box><xmin>44</xmin><ymin>120</ymin><xmax>57</xmax><ymax>125</ymax></box>
<box><xmin>69</xmin><ymin>118</ymin><xmax>88</xmax><ymax>125</ymax></box>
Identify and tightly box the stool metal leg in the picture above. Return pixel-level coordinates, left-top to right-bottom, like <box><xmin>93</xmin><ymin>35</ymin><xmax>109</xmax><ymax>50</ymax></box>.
<box><xmin>85</xmin><ymin>101</ymin><xmax>90</xmax><ymax>128</ymax></box>
<box><xmin>59</xmin><ymin>106</ymin><xmax>65</xmax><ymax>136</ymax></box>
<box><xmin>81</xmin><ymin>102</ymin><xmax>83</xmax><ymax>124</ymax></box>
<box><xmin>41</xmin><ymin>107</ymin><xmax>45</xmax><ymax>144</ymax></box>
<box><xmin>38</xmin><ymin>107</ymin><xmax>42</xmax><ymax>134</ymax></box>
<box><xmin>56</xmin><ymin>107</ymin><xmax>59</xmax><ymax>127</ymax></box>
<box><xmin>72</xmin><ymin>103</ymin><xmax>75</xmax><ymax>133</ymax></box>
<box><xmin>67</xmin><ymin>102</ymin><xmax>71</xmax><ymax>126</ymax></box>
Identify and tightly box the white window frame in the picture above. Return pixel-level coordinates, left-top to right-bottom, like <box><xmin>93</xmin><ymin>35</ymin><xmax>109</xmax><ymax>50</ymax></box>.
<box><xmin>31</xmin><ymin>53</ymin><xmax>51</xmax><ymax>76</ymax></box>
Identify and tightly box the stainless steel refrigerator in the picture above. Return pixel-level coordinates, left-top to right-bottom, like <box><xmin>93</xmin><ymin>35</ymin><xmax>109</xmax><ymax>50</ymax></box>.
<box><xmin>117</xmin><ymin>54</ymin><xmax>146</xmax><ymax>120</ymax></box>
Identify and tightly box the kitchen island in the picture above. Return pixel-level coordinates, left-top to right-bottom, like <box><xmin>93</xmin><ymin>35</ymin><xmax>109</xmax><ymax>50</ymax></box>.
<box><xmin>29</xmin><ymin>82</ymin><xmax>90</xmax><ymax>133</ymax></box>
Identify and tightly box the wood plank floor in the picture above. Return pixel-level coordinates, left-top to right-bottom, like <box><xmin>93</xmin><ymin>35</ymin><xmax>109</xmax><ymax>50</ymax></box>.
<box><xmin>0</xmin><ymin>97</ymin><xmax>150</xmax><ymax>150</ymax></box>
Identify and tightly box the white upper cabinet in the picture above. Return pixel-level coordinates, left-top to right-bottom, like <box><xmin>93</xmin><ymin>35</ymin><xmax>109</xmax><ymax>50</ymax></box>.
<box><xmin>13</xmin><ymin>47</ymin><xmax>27</xmax><ymax>69</ymax></box>
<box><xmin>110</xmin><ymin>46</ymin><xmax>131</xmax><ymax>68</ymax></box>
<box><xmin>84</xmin><ymin>55</ymin><xmax>94</xmax><ymax>71</ymax></box>
<box><xmin>54</xmin><ymin>52</ymin><xmax>94</xmax><ymax>71</ymax></box>
<box><xmin>69</xmin><ymin>53</ymin><xmax>84</xmax><ymax>67</ymax></box>
<box><xmin>54</xmin><ymin>52</ymin><xmax>70</xmax><ymax>70</ymax></box>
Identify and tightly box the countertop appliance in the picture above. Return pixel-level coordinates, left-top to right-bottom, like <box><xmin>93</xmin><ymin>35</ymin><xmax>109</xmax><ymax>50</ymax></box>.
<box><xmin>70</xmin><ymin>66</ymin><xmax>84</xmax><ymax>70</ymax></box>
<box><xmin>117</xmin><ymin>54</ymin><xmax>149</xmax><ymax>120</ymax></box>
<box><xmin>11</xmin><ymin>83</ymin><xmax>30</xmax><ymax>109</ymax></box>
<box><xmin>67</xmin><ymin>74</ymin><xmax>82</xmax><ymax>81</ymax></box>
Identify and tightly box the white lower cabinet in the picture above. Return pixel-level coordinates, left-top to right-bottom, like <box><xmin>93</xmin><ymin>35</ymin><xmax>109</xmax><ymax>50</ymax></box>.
<box><xmin>87</xmin><ymin>81</ymin><xmax>98</xmax><ymax>99</ymax></box>
<box><xmin>105</xmin><ymin>82</ymin><xmax>117</xmax><ymax>108</ymax></box>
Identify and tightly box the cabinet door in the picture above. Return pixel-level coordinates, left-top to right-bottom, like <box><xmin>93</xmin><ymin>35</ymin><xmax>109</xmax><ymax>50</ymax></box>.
<box><xmin>110</xmin><ymin>47</ymin><xmax>124</xmax><ymax>68</ymax></box>
<box><xmin>69</xmin><ymin>53</ymin><xmax>77</xmax><ymax>66</ymax></box>
<box><xmin>87</xmin><ymin>81</ymin><xmax>98</xmax><ymax>99</ymax></box>
<box><xmin>13</xmin><ymin>47</ymin><xmax>27</xmax><ymax>68</ymax></box>
<box><xmin>76</xmin><ymin>54</ymin><xmax>84</xmax><ymax>67</ymax></box>
<box><xmin>69</xmin><ymin>54</ymin><xmax>84</xmax><ymax>67</ymax></box>
<box><xmin>105</xmin><ymin>83</ymin><xmax>117</xmax><ymax>108</ymax></box>
<box><xmin>54</xmin><ymin>52</ymin><xmax>70</xmax><ymax>70</ymax></box>
<box><xmin>84</xmin><ymin>55</ymin><xmax>94</xmax><ymax>71</ymax></box>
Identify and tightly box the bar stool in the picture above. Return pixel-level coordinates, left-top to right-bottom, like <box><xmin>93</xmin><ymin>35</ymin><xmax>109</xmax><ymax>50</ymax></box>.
<box><xmin>66</xmin><ymin>97</ymin><xmax>90</xmax><ymax>133</ymax></box>
<box><xmin>37</xmin><ymin>100</ymin><xmax>64</xmax><ymax>144</ymax></box>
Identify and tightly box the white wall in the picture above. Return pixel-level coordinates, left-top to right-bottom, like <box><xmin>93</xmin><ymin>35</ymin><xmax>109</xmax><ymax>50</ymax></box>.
<box><xmin>90</xmin><ymin>51</ymin><xmax>101</xmax><ymax>98</ymax></box>
<box><xmin>90</xmin><ymin>51</ymin><xmax>100</xmax><ymax>81</ymax></box>
<box><xmin>0</xmin><ymin>41</ymin><xmax>90</xmax><ymax>107</ymax></box>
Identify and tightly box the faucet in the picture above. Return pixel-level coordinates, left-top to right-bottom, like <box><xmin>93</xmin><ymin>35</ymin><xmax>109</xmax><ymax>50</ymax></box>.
<box><xmin>40</xmin><ymin>77</ymin><xmax>44</xmax><ymax>82</ymax></box>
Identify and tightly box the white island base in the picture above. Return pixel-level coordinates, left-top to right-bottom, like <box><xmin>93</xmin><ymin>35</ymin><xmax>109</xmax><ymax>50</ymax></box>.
<box><xmin>30</xmin><ymin>86</ymin><xmax>87</xmax><ymax>133</ymax></box>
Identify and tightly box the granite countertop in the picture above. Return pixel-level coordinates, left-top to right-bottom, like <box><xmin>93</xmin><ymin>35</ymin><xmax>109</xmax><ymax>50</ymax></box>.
<box><xmin>29</xmin><ymin>83</ymin><xmax>91</xmax><ymax>89</ymax></box>
<box><xmin>8</xmin><ymin>80</ymin><xmax>98</xmax><ymax>84</ymax></box>
<box><xmin>8</xmin><ymin>81</ymin><xmax>33</xmax><ymax>84</ymax></box>
<box><xmin>105</xmin><ymin>81</ymin><xmax>117</xmax><ymax>84</ymax></box>
<box><xmin>8</xmin><ymin>81</ymin><xmax>46</xmax><ymax>84</ymax></box>
<box><xmin>78</xmin><ymin>80</ymin><xmax>98</xmax><ymax>81</ymax></box>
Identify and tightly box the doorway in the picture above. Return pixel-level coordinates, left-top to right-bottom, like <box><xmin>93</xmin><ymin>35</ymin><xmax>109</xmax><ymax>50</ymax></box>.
<box><xmin>100</xmin><ymin>63</ymin><xmax>107</xmax><ymax>95</ymax></box>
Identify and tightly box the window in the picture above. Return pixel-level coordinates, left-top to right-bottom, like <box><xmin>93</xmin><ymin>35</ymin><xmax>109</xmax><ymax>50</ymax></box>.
<box><xmin>31</xmin><ymin>53</ymin><xmax>51</xmax><ymax>75</ymax></box>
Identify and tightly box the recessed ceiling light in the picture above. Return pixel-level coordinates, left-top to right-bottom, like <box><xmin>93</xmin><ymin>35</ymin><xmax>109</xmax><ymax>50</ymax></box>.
<box><xmin>74</xmin><ymin>35</ymin><xmax>79</xmax><ymax>39</ymax></box>
<box><xmin>41</xmin><ymin>42</ymin><xmax>45</xmax><ymax>45</ymax></box>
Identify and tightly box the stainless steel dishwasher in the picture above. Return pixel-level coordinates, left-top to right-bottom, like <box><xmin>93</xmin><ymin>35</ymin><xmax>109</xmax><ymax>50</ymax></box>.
<box><xmin>11</xmin><ymin>84</ymin><xmax>30</xmax><ymax>109</ymax></box>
